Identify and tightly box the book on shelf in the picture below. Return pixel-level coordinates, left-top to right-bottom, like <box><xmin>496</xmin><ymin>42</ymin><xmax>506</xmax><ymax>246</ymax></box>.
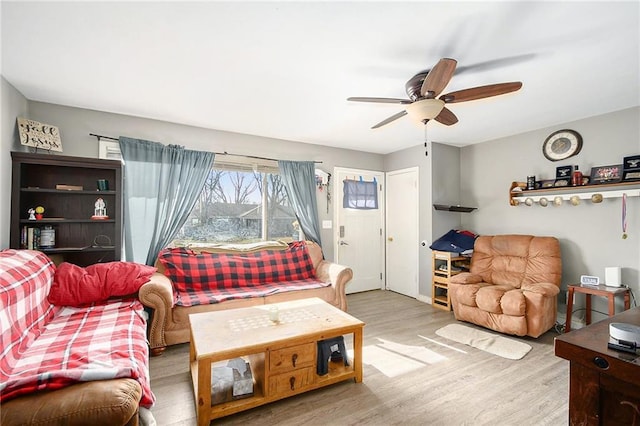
<box><xmin>23</xmin><ymin>226</ymin><xmax>41</xmax><ymax>250</ymax></box>
<box><xmin>55</xmin><ymin>184</ymin><xmax>83</xmax><ymax>191</ymax></box>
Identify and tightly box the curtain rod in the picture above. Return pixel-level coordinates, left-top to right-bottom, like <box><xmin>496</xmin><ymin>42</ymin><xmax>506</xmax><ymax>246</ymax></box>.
<box><xmin>89</xmin><ymin>133</ymin><xmax>119</xmax><ymax>142</ymax></box>
<box><xmin>89</xmin><ymin>133</ymin><xmax>322</xmax><ymax>164</ymax></box>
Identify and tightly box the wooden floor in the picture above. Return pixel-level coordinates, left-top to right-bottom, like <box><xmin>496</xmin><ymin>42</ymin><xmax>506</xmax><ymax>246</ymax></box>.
<box><xmin>149</xmin><ymin>290</ymin><xmax>569</xmax><ymax>425</ymax></box>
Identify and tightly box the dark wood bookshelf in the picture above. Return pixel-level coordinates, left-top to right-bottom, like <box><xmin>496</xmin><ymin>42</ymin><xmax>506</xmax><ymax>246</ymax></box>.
<box><xmin>10</xmin><ymin>151</ymin><xmax>122</xmax><ymax>266</ymax></box>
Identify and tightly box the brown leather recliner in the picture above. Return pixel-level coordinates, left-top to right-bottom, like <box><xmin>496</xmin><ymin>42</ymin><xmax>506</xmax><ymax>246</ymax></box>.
<box><xmin>448</xmin><ymin>235</ymin><xmax>562</xmax><ymax>338</ymax></box>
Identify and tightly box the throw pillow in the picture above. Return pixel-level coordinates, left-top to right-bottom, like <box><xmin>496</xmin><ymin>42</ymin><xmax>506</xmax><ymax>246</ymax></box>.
<box><xmin>48</xmin><ymin>261</ymin><xmax>157</xmax><ymax>306</ymax></box>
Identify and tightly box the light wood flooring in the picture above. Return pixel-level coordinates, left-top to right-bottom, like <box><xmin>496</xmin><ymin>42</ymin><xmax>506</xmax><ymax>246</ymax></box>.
<box><xmin>149</xmin><ymin>290</ymin><xmax>569</xmax><ymax>425</ymax></box>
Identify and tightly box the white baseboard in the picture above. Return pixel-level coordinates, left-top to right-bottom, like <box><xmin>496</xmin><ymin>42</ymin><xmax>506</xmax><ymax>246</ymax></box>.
<box><xmin>416</xmin><ymin>294</ymin><xmax>431</xmax><ymax>304</ymax></box>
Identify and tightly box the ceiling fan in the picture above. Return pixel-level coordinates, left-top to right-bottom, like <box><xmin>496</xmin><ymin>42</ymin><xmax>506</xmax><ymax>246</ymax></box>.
<box><xmin>348</xmin><ymin>58</ymin><xmax>522</xmax><ymax>129</ymax></box>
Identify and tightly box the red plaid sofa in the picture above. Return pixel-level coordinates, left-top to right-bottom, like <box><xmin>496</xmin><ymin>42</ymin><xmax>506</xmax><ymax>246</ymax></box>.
<box><xmin>139</xmin><ymin>241</ymin><xmax>353</xmax><ymax>355</ymax></box>
<box><xmin>0</xmin><ymin>250</ymin><xmax>154</xmax><ymax>426</ymax></box>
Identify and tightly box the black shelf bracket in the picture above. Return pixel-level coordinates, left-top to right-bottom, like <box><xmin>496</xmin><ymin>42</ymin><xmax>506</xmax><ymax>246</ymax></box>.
<box><xmin>433</xmin><ymin>204</ymin><xmax>477</xmax><ymax>213</ymax></box>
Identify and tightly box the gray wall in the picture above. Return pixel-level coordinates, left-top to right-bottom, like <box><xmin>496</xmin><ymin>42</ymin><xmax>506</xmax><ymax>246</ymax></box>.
<box><xmin>2</xmin><ymin>78</ymin><xmax>638</xmax><ymax>317</ymax></box>
<box><xmin>3</xmin><ymin>100</ymin><xmax>385</xmax><ymax>260</ymax></box>
<box><xmin>460</xmin><ymin>106</ymin><xmax>640</xmax><ymax>321</ymax></box>
<box><xmin>1</xmin><ymin>77</ymin><xmax>28</xmax><ymax>248</ymax></box>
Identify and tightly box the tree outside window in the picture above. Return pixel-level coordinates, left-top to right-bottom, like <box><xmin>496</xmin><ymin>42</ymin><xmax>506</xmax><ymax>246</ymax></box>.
<box><xmin>172</xmin><ymin>168</ymin><xmax>297</xmax><ymax>246</ymax></box>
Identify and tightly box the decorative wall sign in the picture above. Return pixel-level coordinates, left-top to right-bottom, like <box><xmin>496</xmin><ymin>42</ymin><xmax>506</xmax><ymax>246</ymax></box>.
<box><xmin>17</xmin><ymin>118</ymin><xmax>63</xmax><ymax>152</ymax></box>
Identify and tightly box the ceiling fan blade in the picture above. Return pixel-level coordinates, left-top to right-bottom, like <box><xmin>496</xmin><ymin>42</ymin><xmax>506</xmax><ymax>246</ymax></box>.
<box><xmin>440</xmin><ymin>82</ymin><xmax>523</xmax><ymax>103</ymax></box>
<box><xmin>371</xmin><ymin>110</ymin><xmax>408</xmax><ymax>129</ymax></box>
<box><xmin>420</xmin><ymin>58</ymin><xmax>457</xmax><ymax>98</ymax></box>
<box><xmin>434</xmin><ymin>107</ymin><xmax>458</xmax><ymax>126</ymax></box>
<box><xmin>348</xmin><ymin>97</ymin><xmax>412</xmax><ymax>104</ymax></box>
<box><xmin>455</xmin><ymin>54</ymin><xmax>536</xmax><ymax>75</ymax></box>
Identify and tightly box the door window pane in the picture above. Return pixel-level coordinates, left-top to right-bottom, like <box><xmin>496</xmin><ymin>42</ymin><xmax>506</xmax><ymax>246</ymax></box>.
<box><xmin>343</xmin><ymin>179</ymin><xmax>378</xmax><ymax>210</ymax></box>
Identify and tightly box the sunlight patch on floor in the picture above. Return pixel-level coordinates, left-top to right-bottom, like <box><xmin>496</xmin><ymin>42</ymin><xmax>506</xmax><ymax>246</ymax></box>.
<box><xmin>362</xmin><ymin>337</ymin><xmax>448</xmax><ymax>378</ymax></box>
<box><xmin>418</xmin><ymin>334</ymin><xmax>468</xmax><ymax>354</ymax></box>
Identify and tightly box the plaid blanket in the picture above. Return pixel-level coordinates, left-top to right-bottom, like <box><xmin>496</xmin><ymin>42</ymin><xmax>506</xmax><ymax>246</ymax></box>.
<box><xmin>0</xmin><ymin>250</ymin><xmax>155</xmax><ymax>408</ymax></box>
<box><xmin>176</xmin><ymin>278</ymin><xmax>332</xmax><ymax>307</ymax></box>
<box><xmin>159</xmin><ymin>241</ymin><xmax>328</xmax><ymax>307</ymax></box>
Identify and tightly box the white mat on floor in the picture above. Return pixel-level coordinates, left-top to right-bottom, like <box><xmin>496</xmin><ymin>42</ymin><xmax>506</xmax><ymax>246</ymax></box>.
<box><xmin>435</xmin><ymin>323</ymin><xmax>532</xmax><ymax>360</ymax></box>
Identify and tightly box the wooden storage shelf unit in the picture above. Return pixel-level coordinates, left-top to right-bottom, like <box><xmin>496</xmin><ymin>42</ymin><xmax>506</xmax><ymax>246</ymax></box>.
<box><xmin>10</xmin><ymin>151</ymin><xmax>122</xmax><ymax>266</ymax></box>
<box><xmin>432</xmin><ymin>250</ymin><xmax>469</xmax><ymax>311</ymax></box>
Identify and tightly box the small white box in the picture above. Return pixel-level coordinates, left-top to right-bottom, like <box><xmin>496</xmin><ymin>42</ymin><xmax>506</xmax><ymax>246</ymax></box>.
<box><xmin>605</xmin><ymin>267</ymin><xmax>622</xmax><ymax>287</ymax></box>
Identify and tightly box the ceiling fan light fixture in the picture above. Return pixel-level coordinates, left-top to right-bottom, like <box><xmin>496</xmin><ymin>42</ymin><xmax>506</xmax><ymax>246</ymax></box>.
<box><xmin>405</xmin><ymin>99</ymin><xmax>445</xmax><ymax>123</ymax></box>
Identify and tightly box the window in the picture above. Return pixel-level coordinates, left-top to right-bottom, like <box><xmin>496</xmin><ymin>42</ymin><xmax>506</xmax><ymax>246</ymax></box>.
<box><xmin>342</xmin><ymin>178</ymin><xmax>378</xmax><ymax>209</ymax></box>
<box><xmin>172</xmin><ymin>155</ymin><xmax>298</xmax><ymax>245</ymax></box>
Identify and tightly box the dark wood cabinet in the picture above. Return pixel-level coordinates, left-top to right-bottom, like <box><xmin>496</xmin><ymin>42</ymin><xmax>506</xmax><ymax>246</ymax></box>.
<box><xmin>555</xmin><ymin>307</ymin><xmax>640</xmax><ymax>425</ymax></box>
<box><xmin>10</xmin><ymin>151</ymin><xmax>122</xmax><ymax>266</ymax></box>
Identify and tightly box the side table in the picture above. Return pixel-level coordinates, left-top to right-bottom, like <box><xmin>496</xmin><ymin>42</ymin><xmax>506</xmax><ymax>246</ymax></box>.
<box><xmin>565</xmin><ymin>284</ymin><xmax>630</xmax><ymax>332</ymax></box>
<box><xmin>555</xmin><ymin>307</ymin><xmax>640</xmax><ymax>424</ymax></box>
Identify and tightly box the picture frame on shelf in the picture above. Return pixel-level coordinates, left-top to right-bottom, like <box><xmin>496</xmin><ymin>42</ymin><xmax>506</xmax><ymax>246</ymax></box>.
<box><xmin>554</xmin><ymin>165</ymin><xmax>573</xmax><ymax>187</ymax></box>
<box><xmin>590</xmin><ymin>164</ymin><xmax>622</xmax><ymax>184</ymax></box>
<box><xmin>555</xmin><ymin>165</ymin><xmax>573</xmax><ymax>179</ymax></box>
<box><xmin>622</xmin><ymin>155</ymin><xmax>640</xmax><ymax>182</ymax></box>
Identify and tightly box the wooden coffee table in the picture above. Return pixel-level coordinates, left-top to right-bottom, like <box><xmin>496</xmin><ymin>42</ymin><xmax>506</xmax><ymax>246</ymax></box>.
<box><xmin>188</xmin><ymin>297</ymin><xmax>364</xmax><ymax>425</ymax></box>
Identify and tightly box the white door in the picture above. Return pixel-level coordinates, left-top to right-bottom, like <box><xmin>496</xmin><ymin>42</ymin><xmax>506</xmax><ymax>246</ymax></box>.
<box><xmin>334</xmin><ymin>167</ymin><xmax>385</xmax><ymax>294</ymax></box>
<box><xmin>386</xmin><ymin>167</ymin><xmax>419</xmax><ymax>298</ymax></box>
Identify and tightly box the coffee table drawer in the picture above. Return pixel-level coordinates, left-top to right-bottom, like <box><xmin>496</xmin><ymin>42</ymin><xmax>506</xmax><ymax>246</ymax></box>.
<box><xmin>269</xmin><ymin>342</ymin><xmax>315</xmax><ymax>373</ymax></box>
<box><xmin>269</xmin><ymin>367</ymin><xmax>316</xmax><ymax>395</ymax></box>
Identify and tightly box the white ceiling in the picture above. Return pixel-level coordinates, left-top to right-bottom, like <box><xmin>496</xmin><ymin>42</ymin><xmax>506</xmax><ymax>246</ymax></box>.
<box><xmin>2</xmin><ymin>1</ymin><xmax>639</xmax><ymax>155</ymax></box>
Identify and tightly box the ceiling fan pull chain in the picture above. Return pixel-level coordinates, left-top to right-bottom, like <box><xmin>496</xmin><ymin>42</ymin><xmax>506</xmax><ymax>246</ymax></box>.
<box><xmin>424</xmin><ymin>126</ymin><xmax>429</xmax><ymax>156</ymax></box>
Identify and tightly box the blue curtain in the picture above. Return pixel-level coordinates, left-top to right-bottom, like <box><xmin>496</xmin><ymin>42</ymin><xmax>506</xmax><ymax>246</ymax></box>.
<box><xmin>119</xmin><ymin>137</ymin><xmax>215</xmax><ymax>265</ymax></box>
<box><xmin>278</xmin><ymin>160</ymin><xmax>322</xmax><ymax>247</ymax></box>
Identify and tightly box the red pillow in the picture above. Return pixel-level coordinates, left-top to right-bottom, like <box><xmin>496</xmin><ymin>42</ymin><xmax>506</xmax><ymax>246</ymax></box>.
<box><xmin>48</xmin><ymin>261</ymin><xmax>157</xmax><ymax>306</ymax></box>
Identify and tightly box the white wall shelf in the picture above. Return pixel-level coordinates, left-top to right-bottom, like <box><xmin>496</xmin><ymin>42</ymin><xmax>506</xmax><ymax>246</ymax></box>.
<box><xmin>509</xmin><ymin>181</ymin><xmax>640</xmax><ymax>207</ymax></box>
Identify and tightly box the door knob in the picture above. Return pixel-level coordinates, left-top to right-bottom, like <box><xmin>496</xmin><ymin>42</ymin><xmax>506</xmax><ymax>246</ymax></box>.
<box><xmin>388</xmin><ymin>237</ymin><xmax>393</xmax><ymax>242</ymax></box>
<box><xmin>339</xmin><ymin>241</ymin><xmax>349</xmax><ymax>246</ymax></box>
